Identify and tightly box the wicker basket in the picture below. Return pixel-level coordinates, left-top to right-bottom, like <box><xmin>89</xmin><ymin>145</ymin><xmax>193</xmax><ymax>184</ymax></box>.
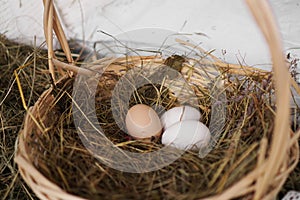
<box><xmin>15</xmin><ymin>0</ymin><xmax>300</xmax><ymax>199</ymax></box>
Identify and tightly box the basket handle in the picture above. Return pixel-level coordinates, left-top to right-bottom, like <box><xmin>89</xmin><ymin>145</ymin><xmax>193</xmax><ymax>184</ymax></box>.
<box><xmin>42</xmin><ymin>0</ymin><xmax>300</xmax><ymax>96</ymax></box>
<box><xmin>245</xmin><ymin>0</ymin><xmax>293</xmax><ymax>199</ymax></box>
<box><xmin>43</xmin><ymin>0</ymin><xmax>74</xmax><ymax>82</ymax></box>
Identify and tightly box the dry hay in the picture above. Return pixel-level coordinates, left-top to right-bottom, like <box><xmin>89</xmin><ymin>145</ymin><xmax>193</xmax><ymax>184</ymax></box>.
<box><xmin>1</xmin><ymin>34</ymin><xmax>299</xmax><ymax>200</ymax></box>
<box><xmin>0</xmin><ymin>34</ymin><xmax>50</xmax><ymax>199</ymax></box>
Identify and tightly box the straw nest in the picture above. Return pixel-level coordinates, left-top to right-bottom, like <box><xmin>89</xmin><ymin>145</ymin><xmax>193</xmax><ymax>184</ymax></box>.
<box><xmin>13</xmin><ymin>0</ymin><xmax>300</xmax><ymax>200</ymax></box>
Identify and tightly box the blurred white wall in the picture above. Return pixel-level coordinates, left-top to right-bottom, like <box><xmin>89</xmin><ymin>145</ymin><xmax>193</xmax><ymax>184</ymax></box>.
<box><xmin>1</xmin><ymin>0</ymin><xmax>299</xmax><ymax>68</ymax></box>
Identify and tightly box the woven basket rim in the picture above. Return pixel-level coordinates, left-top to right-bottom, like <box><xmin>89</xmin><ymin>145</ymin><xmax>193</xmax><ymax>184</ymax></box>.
<box><xmin>14</xmin><ymin>57</ymin><xmax>299</xmax><ymax>200</ymax></box>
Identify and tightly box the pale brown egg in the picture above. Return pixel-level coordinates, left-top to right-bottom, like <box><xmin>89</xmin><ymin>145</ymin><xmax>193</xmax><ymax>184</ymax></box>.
<box><xmin>125</xmin><ymin>104</ymin><xmax>162</xmax><ymax>140</ymax></box>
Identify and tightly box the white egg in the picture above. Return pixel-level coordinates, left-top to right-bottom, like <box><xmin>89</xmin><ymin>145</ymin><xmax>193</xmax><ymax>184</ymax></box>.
<box><xmin>161</xmin><ymin>120</ymin><xmax>210</xmax><ymax>151</ymax></box>
<box><xmin>160</xmin><ymin>106</ymin><xmax>201</xmax><ymax>130</ymax></box>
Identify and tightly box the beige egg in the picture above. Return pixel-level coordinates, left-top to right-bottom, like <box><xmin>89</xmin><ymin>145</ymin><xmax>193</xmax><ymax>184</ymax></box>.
<box><xmin>125</xmin><ymin>104</ymin><xmax>162</xmax><ymax>139</ymax></box>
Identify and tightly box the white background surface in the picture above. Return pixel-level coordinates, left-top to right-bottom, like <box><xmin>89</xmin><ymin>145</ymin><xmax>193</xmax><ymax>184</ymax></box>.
<box><xmin>1</xmin><ymin>0</ymin><xmax>300</xmax><ymax>68</ymax></box>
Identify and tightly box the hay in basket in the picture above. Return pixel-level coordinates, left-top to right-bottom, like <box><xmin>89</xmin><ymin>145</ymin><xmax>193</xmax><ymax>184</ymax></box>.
<box><xmin>14</xmin><ymin>0</ymin><xmax>300</xmax><ymax>199</ymax></box>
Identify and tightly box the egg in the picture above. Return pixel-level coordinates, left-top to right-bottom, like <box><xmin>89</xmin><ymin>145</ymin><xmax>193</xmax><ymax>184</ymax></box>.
<box><xmin>161</xmin><ymin>120</ymin><xmax>210</xmax><ymax>151</ymax></box>
<box><xmin>125</xmin><ymin>104</ymin><xmax>162</xmax><ymax>139</ymax></box>
<box><xmin>160</xmin><ymin>105</ymin><xmax>201</xmax><ymax>129</ymax></box>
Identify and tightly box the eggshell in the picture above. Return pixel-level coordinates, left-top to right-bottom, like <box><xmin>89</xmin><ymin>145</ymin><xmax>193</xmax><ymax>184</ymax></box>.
<box><xmin>161</xmin><ymin>120</ymin><xmax>210</xmax><ymax>151</ymax></box>
<box><xmin>160</xmin><ymin>106</ymin><xmax>201</xmax><ymax>130</ymax></box>
<box><xmin>125</xmin><ymin>104</ymin><xmax>162</xmax><ymax>139</ymax></box>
